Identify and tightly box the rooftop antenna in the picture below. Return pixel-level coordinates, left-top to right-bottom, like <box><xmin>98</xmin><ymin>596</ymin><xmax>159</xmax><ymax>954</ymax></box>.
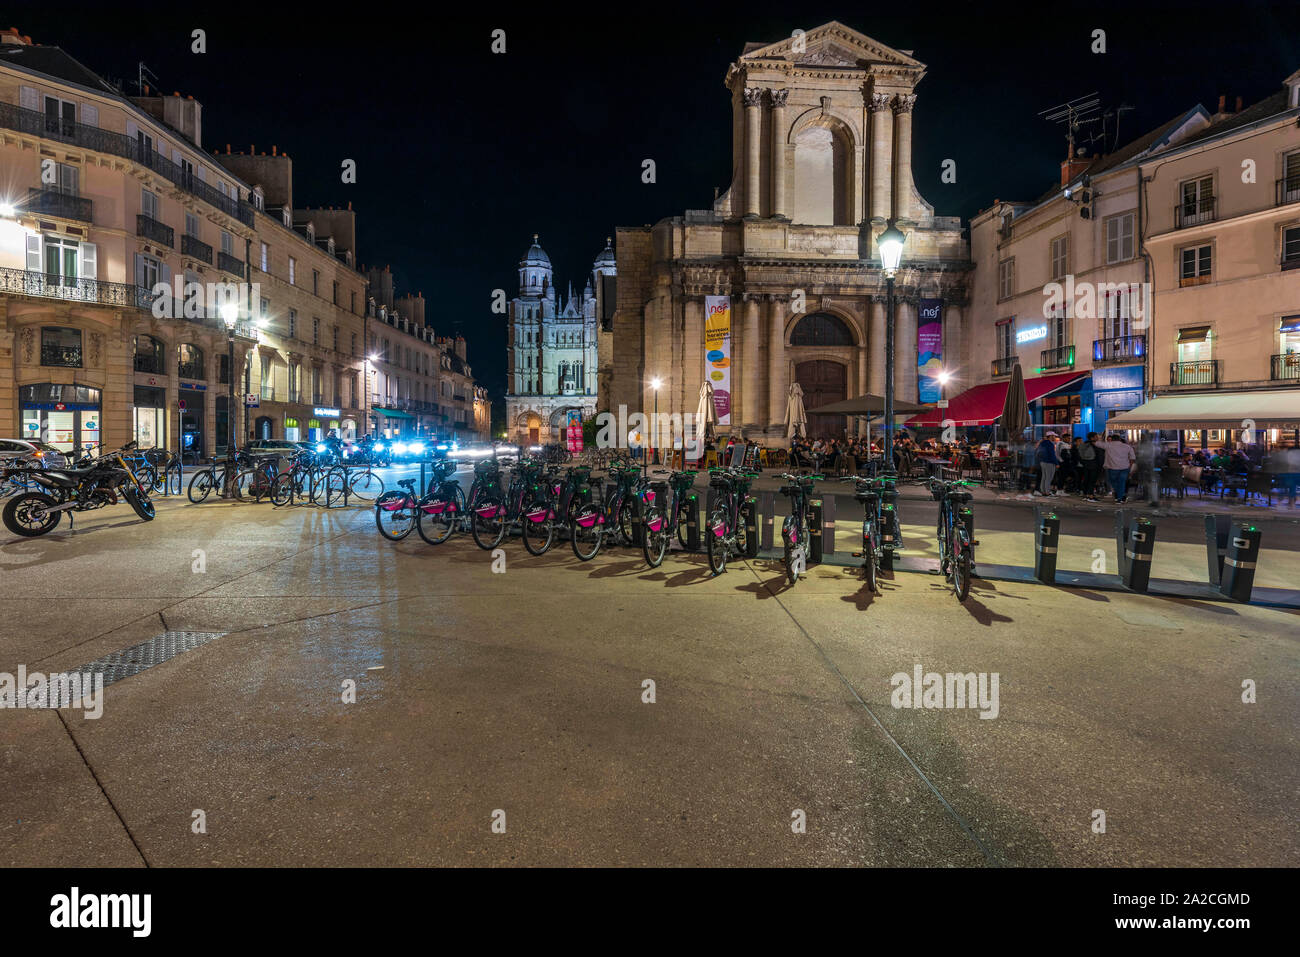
<box><xmin>1040</xmin><ymin>92</ymin><xmax>1101</xmax><ymax>160</ymax></box>
<box><xmin>135</xmin><ymin>61</ymin><xmax>159</xmax><ymax>96</ymax></box>
<box><xmin>1112</xmin><ymin>103</ymin><xmax>1135</xmax><ymax>152</ymax></box>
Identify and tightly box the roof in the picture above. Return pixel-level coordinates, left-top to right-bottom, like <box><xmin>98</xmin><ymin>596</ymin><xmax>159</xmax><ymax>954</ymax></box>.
<box><xmin>905</xmin><ymin>371</ymin><xmax>1088</xmax><ymax>427</ymax></box>
<box><xmin>0</xmin><ymin>43</ymin><xmax>120</xmax><ymax>95</ymax></box>
<box><xmin>1172</xmin><ymin>89</ymin><xmax>1291</xmax><ymax>149</ymax></box>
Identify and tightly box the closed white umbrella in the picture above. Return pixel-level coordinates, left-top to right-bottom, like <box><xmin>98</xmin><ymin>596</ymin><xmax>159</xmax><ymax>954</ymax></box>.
<box><xmin>696</xmin><ymin>381</ymin><xmax>718</xmax><ymax>443</ymax></box>
<box><xmin>785</xmin><ymin>382</ymin><xmax>808</xmax><ymax>439</ymax></box>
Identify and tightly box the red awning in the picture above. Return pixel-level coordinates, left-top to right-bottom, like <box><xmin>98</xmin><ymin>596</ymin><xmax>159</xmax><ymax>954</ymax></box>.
<box><xmin>905</xmin><ymin>371</ymin><xmax>1088</xmax><ymax>427</ymax></box>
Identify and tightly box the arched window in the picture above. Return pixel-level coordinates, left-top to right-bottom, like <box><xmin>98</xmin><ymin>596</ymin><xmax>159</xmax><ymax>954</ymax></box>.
<box><xmin>790</xmin><ymin>313</ymin><xmax>854</xmax><ymax>347</ymax></box>
<box><xmin>177</xmin><ymin>343</ymin><xmax>205</xmax><ymax>380</ymax></box>
<box><xmin>792</xmin><ymin>123</ymin><xmax>853</xmax><ymax>225</ymax></box>
<box><xmin>133</xmin><ymin>335</ymin><xmax>165</xmax><ymax>374</ymax></box>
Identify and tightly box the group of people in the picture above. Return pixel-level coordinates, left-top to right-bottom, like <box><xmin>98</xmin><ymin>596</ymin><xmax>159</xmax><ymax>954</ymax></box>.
<box><xmin>1033</xmin><ymin>431</ymin><xmax>1140</xmax><ymax>502</ymax></box>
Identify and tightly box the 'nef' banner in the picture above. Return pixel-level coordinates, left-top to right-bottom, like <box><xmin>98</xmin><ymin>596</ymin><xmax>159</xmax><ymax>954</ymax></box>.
<box><xmin>704</xmin><ymin>295</ymin><xmax>732</xmax><ymax>424</ymax></box>
<box><xmin>565</xmin><ymin>409</ymin><xmax>583</xmax><ymax>453</ymax></box>
<box><xmin>917</xmin><ymin>298</ymin><xmax>944</xmax><ymax>404</ymax></box>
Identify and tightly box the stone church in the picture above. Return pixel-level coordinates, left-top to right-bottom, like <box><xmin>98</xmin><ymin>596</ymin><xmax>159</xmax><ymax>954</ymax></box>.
<box><xmin>612</xmin><ymin>21</ymin><xmax>972</xmax><ymax>441</ymax></box>
<box><xmin>506</xmin><ymin>236</ymin><xmax>616</xmax><ymax>446</ymax></box>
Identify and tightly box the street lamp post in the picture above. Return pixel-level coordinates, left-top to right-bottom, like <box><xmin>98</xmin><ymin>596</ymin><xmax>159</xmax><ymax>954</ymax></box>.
<box><xmin>878</xmin><ymin>223</ymin><xmax>906</xmax><ymax>470</ymax></box>
<box><xmin>365</xmin><ymin>354</ymin><xmax>378</xmax><ymax>440</ymax></box>
<box><xmin>220</xmin><ymin>302</ymin><xmax>239</xmax><ymax>496</ymax></box>
<box><xmin>649</xmin><ymin>377</ymin><xmax>661</xmax><ymax>476</ymax></box>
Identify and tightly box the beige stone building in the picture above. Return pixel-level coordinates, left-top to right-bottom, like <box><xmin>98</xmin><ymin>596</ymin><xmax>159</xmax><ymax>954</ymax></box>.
<box><xmin>0</xmin><ymin>29</ymin><xmax>262</xmax><ymax>458</ymax></box>
<box><xmin>1126</xmin><ymin>74</ymin><xmax>1300</xmax><ymax>445</ymax></box>
<box><xmin>961</xmin><ymin>107</ymin><xmax>1213</xmax><ymax>437</ymax></box>
<box><xmin>612</xmin><ymin>22</ymin><xmax>970</xmax><ymax>442</ymax></box>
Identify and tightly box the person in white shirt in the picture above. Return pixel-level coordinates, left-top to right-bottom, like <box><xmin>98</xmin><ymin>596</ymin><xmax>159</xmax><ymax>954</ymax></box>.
<box><xmin>1094</xmin><ymin>433</ymin><xmax>1137</xmax><ymax>502</ymax></box>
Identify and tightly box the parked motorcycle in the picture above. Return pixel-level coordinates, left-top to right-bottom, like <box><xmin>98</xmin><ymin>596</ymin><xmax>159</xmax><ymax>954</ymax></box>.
<box><xmin>2</xmin><ymin>441</ymin><xmax>156</xmax><ymax>537</ymax></box>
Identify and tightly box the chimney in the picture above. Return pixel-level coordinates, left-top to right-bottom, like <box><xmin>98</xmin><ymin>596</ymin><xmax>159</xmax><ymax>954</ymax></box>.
<box><xmin>1212</xmin><ymin>95</ymin><xmax>1241</xmax><ymax>122</ymax></box>
<box><xmin>1060</xmin><ymin>150</ymin><xmax>1092</xmax><ymax>187</ymax></box>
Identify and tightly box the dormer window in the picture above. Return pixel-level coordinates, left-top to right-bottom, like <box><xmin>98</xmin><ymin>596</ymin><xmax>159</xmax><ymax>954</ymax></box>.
<box><xmin>252</xmin><ymin>188</ymin><xmax>264</xmax><ymax>211</ymax></box>
<box><xmin>282</xmin><ymin>207</ymin><xmax>291</xmax><ymax>228</ymax></box>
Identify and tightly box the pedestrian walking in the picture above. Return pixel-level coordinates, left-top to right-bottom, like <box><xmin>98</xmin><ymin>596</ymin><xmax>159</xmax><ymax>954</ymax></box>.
<box><xmin>1095</xmin><ymin>433</ymin><xmax>1137</xmax><ymax>502</ymax></box>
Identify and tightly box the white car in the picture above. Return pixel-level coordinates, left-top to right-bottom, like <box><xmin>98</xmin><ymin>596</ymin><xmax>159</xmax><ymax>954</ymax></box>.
<box><xmin>0</xmin><ymin>438</ymin><xmax>68</xmax><ymax>470</ymax></box>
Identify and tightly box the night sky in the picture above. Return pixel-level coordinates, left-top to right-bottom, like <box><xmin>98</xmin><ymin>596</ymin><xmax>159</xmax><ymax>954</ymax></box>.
<box><xmin>14</xmin><ymin>2</ymin><xmax>1300</xmax><ymax>410</ymax></box>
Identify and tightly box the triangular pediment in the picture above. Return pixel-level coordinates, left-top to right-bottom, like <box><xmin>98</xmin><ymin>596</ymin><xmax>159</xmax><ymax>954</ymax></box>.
<box><xmin>740</xmin><ymin>21</ymin><xmax>924</xmax><ymax>70</ymax></box>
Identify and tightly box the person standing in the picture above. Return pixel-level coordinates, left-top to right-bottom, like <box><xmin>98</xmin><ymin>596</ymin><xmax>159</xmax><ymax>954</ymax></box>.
<box><xmin>1078</xmin><ymin>433</ymin><xmax>1103</xmax><ymax>501</ymax></box>
<box><xmin>1035</xmin><ymin>431</ymin><xmax>1060</xmax><ymax>496</ymax></box>
<box><xmin>1096</xmin><ymin>433</ymin><xmax>1138</xmax><ymax>503</ymax></box>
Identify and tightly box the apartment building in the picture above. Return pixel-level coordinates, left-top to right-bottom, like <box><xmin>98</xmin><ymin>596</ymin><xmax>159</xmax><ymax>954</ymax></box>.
<box><xmin>1115</xmin><ymin>75</ymin><xmax>1300</xmax><ymax>446</ymax></box>
<box><xmin>216</xmin><ymin>148</ymin><xmax>366</xmax><ymax>443</ymax></box>
<box><xmin>960</xmin><ymin>107</ymin><xmax>1212</xmax><ymax>438</ymax></box>
<box><xmin>0</xmin><ymin>28</ymin><xmax>260</xmax><ymax>457</ymax></box>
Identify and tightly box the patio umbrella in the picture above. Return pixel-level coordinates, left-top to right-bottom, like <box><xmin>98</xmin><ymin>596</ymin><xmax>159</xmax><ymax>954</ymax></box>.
<box><xmin>1000</xmin><ymin>362</ymin><xmax>1031</xmax><ymax>446</ymax></box>
<box><xmin>696</xmin><ymin>381</ymin><xmax>718</xmax><ymax>443</ymax></box>
<box><xmin>785</xmin><ymin>382</ymin><xmax>808</xmax><ymax>439</ymax></box>
<box><xmin>804</xmin><ymin>394</ymin><xmax>928</xmax><ymax>416</ymax></box>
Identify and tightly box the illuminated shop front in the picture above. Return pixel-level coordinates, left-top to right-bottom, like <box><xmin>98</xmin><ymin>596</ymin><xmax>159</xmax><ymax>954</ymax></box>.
<box><xmin>20</xmin><ymin>384</ymin><xmax>102</xmax><ymax>454</ymax></box>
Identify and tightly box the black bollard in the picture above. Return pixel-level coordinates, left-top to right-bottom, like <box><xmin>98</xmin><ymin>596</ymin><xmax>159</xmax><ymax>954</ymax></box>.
<box><xmin>1117</xmin><ymin>512</ymin><xmax>1156</xmax><ymax>592</ymax></box>
<box><xmin>1219</xmin><ymin>522</ymin><xmax>1261</xmax><ymax>603</ymax></box>
<box><xmin>809</xmin><ymin>497</ymin><xmax>824</xmax><ymax>565</ymax></box>
<box><xmin>1204</xmin><ymin>514</ymin><xmax>1231</xmax><ymax>587</ymax></box>
<box><xmin>741</xmin><ymin>494</ymin><xmax>759</xmax><ymax>558</ymax></box>
<box><xmin>683</xmin><ymin>491</ymin><xmax>700</xmax><ymax>551</ymax></box>
<box><xmin>1034</xmin><ymin>506</ymin><xmax>1060</xmax><ymax>584</ymax></box>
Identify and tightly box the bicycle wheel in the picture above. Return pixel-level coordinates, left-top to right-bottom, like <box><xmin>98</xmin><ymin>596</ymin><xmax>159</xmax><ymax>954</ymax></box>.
<box><xmin>521</xmin><ymin>498</ymin><xmax>556</xmax><ymax>556</ymax></box>
<box><xmin>232</xmin><ymin>469</ymin><xmax>256</xmax><ymax>502</ymax></box>
<box><xmin>470</xmin><ymin>494</ymin><xmax>506</xmax><ymax>550</ymax></box>
<box><xmin>324</xmin><ymin>467</ymin><xmax>347</xmax><ymax>507</ymax></box>
<box><xmin>348</xmin><ymin>469</ymin><xmax>384</xmax><ymax>502</ymax></box>
<box><xmin>642</xmin><ymin>506</ymin><xmax>668</xmax><ymax>568</ymax></box>
<box><xmin>416</xmin><ymin>493</ymin><xmax>457</xmax><ymax>545</ymax></box>
<box><xmin>783</xmin><ymin>525</ymin><xmax>799</xmax><ymax>586</ymax></box>
<box><xmin>135</xmin><ymin>463</ymin><xmax>160</xmax><ymax>493</ymax></box>
<box><xmin>187</xmin><ymin>470</ymin><xmax>214</xmax><ymax>504</ymax></box>
<box><xmin>570</xmin><ymin>503</ymin><xmax>604</xmax><ymax>561</ymax></box>
<box><xmin>374</xmin><ymin>491</ymin><xmax>416</xmax><ymax>540</ymax></box>
<box><xmin>676</xmin><ymin>501</ymin><xmax>693</xmax><ymax>550</ymax></box>
<box><xmin>269</xmin><ymin>473</ymin><xmax>294</xmax><ymax>507</ymax></box>
<box><xmin>616</xmin><ymin>494</ymin><xmax>636</xmax><ymax>545</ymax></box>
<box><xmin>953</xmin><ymin>528</ymin><xmax>972</xmax><ymax>602</ymax></box>
<box><xmin>706</xmin><ymin>506</ymin><xmax>729</xmax><ymax>575</ymax></box>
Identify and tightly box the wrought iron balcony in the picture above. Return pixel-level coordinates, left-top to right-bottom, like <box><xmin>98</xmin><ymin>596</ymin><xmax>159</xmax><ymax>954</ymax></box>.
<box><xmin>1170</xmin><ymin>359</ymin><xmax>1219</xmax><ymax>387</ymax></box>
<box><xmin>991</xmin><ymin>356</ymin><xmax>1017</xmax><ymax>377</ymax></box>
<box><xmin>40</xmin><ymin>343</ymin><xmax>82</xmax><ymax>367</ymax></box>
<box><xmin>1092</xmin><ymin>335</ymin><xmax>1146</xmax><ymax>365</ymax></box>
<box><xmin>1271</xmin><ymin>353</ymin><xmax>1300</xmax><ymax>381</ymax></box>
<box><xmin>177</xmin><ymin>359</ymin><xmax>206</xmax><ymax>381</ymax></box>
<box><xmin>26</xmin><ymin>187</ymin><xmax>92</xmax><ymax>221</ymax></box>
<box><xmin>217</xmin><ymin>251</ymin><xmax>245</xmax><ymax>277</ymax></box>
<box><xmin>1175</xmin><ymin>196</ymin><xmax>1216</xmax><ymax>229</ymax></box>
<box><xmin>134</xmin><ymin>352</ymin><xmax>164</xmax><ymax>374</ymax></box>
<box><xmin>1278</xmin><ymin>177</ymin><xmax>1300</xmax><ymax>206</ymax></box>
<box><xmin>1040</xmin><ymin>344</ymin><xmax>1075</xmax><ymax>370</ymax></box>
<box><xmin>182</xmin><ymin>233</ymin><xmax>213</xmax><ymax>264</ymax></box>
<box><xmin>137</xmin><ymin>213</ymin><xmax>174</xmax><ymax>247</ymax></box>
<box><xmin>0</xmin><ymin>265</ymin><xmax>137</xmax><ymax>306</ymax></box>
<box><xmin>0</xmin><ymin>101</ymin><xmax>254</xmax><ymax>227</ymax></box>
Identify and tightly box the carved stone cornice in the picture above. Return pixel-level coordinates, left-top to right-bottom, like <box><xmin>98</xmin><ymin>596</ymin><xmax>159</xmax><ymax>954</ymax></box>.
<box><xmin>893</xmin><ymin>93</ymin><xmax>917</xmax><ymax>114</ymax></box>
<box><xmin>769</xmin><ymin>88</ymin><xmax>790</xmax><ymax>108</ymax></box>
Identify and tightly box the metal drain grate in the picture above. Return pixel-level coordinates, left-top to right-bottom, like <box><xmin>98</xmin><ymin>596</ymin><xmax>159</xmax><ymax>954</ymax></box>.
<box><xmin>73</xmin><ymin>631</ymin><xmax>227</xmax><ymax>688</ymax></box>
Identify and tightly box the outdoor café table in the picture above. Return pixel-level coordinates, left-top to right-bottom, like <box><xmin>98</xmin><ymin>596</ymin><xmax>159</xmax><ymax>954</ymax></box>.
<box><xmin>917</xmin><ymin>456</ymin><xmax>952</xmax><ymax>479</ymax></box>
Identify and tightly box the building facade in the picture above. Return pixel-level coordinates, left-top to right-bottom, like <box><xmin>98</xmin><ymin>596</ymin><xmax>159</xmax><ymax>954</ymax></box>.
<box><xmin>1138</xmin><ymin>74</ymin><xmax>1300</xmax><ymax>446</ymax></box>
<box><xmin>612</xmin><ymin>22</ymin><xmax>970</xmax><ymax>443</ymax></box>
<box><xmin>963</xmin><ymin>107</ymin><xmax>1213</xmax><ymax>438</ymax></box>
<box><xmin>505</xmin><ymin>236</ymin><xmax>614</xmax><ymax>446</ymax></box>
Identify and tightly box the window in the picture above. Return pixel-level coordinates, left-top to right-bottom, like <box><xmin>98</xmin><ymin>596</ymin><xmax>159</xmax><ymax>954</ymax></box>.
<box><xmin>1283</xmin><ymin>225</ymin><xmax>1300</xmax><ymax>267</ymax></box>
<box><xmin>1283</xmin><ymin>152</ymin><xmax>1300</xmax><ymax>203</ymax></box>
<box><xmin>1102</xmin><ymin>289</ymin><xmax>1136</xmax><ymax>339</ymax></box>
<box><xmin>332</xmin><ymin>326</ymin><xmax>339</xmax><ymax>352</ymax></box>
<box><xmin>288</xmin><ymin>256</ymin><xmax>296</xmax><ymax>285</ymax></box>
<box><xmin>260</xmin><ymin>297</ymin><xmax>269</xmax><ymax>320</ymax></box>
<box><xmin>44</xmin><ymin>95</ymin><xmax>76</xmax><ymax>136</ymax></box>
<box><xmin>1050</xmin><ymin>235</ymin><xmax>1068</xmax><ymax>280</ymax></box>
<box><xmin>332</xmin><ymin>281</ymin><xmax>339</xmax><ymax>305</ymax></box>
<box><xmin>133</xmin><ymin>335</ymin><xmax>165</xmax><ymax>374</ymax></box>
<box><xmin>42</xmin><ymin>237</ymin><xmax>83</xmax><ymax>286</ymax></box>
<box><xmin>260</xmin><ymin>355</ymin><xmax>274</xmax><ymax>400</ymax></box>
<box><xmin>288</xmin><ymin>309</ymin><xmax>297</xmax><ymax>339</ymax></box>
<box><xmin>141</xmin><ymin>188</ymin><xmax>159</xmax><ymax>220</ymax></box>
<box><xmin>1105</xmin><ymin>213</ymin><xmax>1135</xmax><ymax>263</ymax></box>
<box><xmin>996</xmin><ymin>321</ymin><xmax>1014</xmax><ymax>359</ymax></box>
<box><xmin>1180</xmin><ymin>244</ymin><xmax>1212</xmax><ymax>286</ymax></box>
<box><xmin>259</xmin><ymin>242</ymin><xmax>268</xmax><ymax>272</ymax></box>
<box><xmin>41</xmin><ymin>326</ymin><xmax>82</xmax><ymax>367</ymax></box>
<box><xmin>1179</xmin><ymin>176</ymin><xmax>1215</xmax><ymax>226</ymax></box>
<box><xmin>177</xmin><ymin>343</ymin><xmax>205</xmax><ymax>380</ymax></box>
<box><xmin>312</xmin><ymin>270</ymin><xmax>319</xmax><ymax>296</ymax></box>
<box><xmin>1049</xmin><ymin>309</ymin><xmax>1070</xmax><ymax>351</ymax></box>
<box><xmin>998</xmin><ymin>258</ymin><xmax>1015</xmax><ymax>299</ymax></box>
<box><xmin>288</xmin><ymin>363</ymin><xmax>301</xmax><ymax>403</ymax></box>
<box><xmin>351</xmin><ymin>291</ymin><xmax>356</xmax><ymax>314</ymax></box>
<box><xmin>351</xmin><ymin>333</ymin><xmax>357</xmax><ymax>356</ymax></box>
<box><xmin>312</xmin><ymin>317</ymin><xmax>320</xmax><ymax>346</ymax></box>
<box><xmin>49</xmin><ymin>162</ymin><xmax>78</xmax><ymax>196</ymax></box>
<box><xmin>221</xmin><ymin>231</ymin><xmax>234</xmax><ymax>258</ymax></box>
<box><xmin>185</xmin><ymin>212</ymin><xmax>200</xmax><ymax>238</ymax></box>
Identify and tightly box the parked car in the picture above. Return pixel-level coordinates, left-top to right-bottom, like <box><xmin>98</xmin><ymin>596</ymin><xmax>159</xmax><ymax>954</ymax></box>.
<box><xmin>0</xmin><ymin>438</ymin><xmax>68</xmax><ymax>469</ymax></box>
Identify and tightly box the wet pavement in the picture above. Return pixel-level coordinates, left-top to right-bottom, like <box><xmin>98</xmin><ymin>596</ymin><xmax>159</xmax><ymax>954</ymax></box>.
<box><xmin>1</xmin><ymin>478</ymin><xmax>1296</xmax><ymax>867</ymax></box>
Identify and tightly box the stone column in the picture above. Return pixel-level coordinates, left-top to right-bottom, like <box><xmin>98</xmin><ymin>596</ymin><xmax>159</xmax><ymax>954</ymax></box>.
<box><xmin>769</xmin><ymin>89</ymin><xmax>788</xmax><ymax>219</ymax></box>
<box><xmin>869</xmin><ymin>92</ymin><xmax>894</xmax><ymax>223</ymax></box>
<box><xmin>893</xmin><ymin>94</ymin><xmax>917</xmax><ymax>221</ymax></box>
<box><xmin>684</xmin><ymin>295</ymin><xmax>704</xmax><ymax>422</ymax></box>
<box><xmin>894</xmin><ymin>298</ymin><xmax>918</xmax><ymax>404</ymax></box>
<box><xmin>856</xmin><ymin>343</ymin><xmax>869</xmax><ymax>437</ymax></box>
<box><xmin>743</xmin><ymin>87</ymin><xmax>763</xmax><ymax>218</ymax></box>
<box><xmin>868</xmin><ymin>298</ymin><xmax>886</xmax><ymax>396</ymax></box>
<box><xmin>767</xmin><ymin>295</ymin><xmax>787</xmax><ymax>430</ymax></box>
<box><xmin>742</xmin><ymin>294</ymin><xmax>761</xmax><ymax>426</ymax></box>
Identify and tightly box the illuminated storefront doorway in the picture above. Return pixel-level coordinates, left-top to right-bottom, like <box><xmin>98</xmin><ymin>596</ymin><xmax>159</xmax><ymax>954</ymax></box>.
<box><xmin>19</xmin><ymin>384</ymin><xmax>101</xmax><ymax>455</ymax></box>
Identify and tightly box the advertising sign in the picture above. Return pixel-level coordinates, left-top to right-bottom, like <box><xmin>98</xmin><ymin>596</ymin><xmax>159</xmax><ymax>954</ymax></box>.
<box><xmin>704</xmin><ymin>295</ymin><xmax>732</xmax><ymax>425</ymax></box>
<box><xmin>566</xmin><ymin>409</ymin><xmax>583</xmax><ymax>453</ymax></box>
<box><xmin>917</xmin><ymin>298</ymin><xmax>944</xmax><ymax>403</ymax></box>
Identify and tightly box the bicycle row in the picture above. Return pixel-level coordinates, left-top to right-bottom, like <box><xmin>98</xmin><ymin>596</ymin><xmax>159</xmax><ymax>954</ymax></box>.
<box><xmin>371</xmin><ymin>453</ymin><xmax>981</xmax><ymax>602</ymax></box>
<box><xmin>186</xmin><ymin>447</ymin><xmax>385</xmax><ymax>507</ymax></box>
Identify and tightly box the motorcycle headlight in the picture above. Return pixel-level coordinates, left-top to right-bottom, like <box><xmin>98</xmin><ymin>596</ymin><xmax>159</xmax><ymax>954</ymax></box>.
<box><xmin>316</xmin><ymin>444</ymin><xmax>327</xmax><ymax>454</ymax></box>
<box><xmin>374</xmin><ymin>444</ymin><xmax>384</xmax><ymax>452</ymax></box>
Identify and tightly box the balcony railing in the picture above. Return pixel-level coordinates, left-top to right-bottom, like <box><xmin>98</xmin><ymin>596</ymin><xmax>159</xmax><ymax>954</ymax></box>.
<box><xmin>177</xmin><ymin>360</ymin><xmax>206</xmax><ymax>381</ymax></box>
<box><xmin>26</xmin><ymin>187</ymin><xmax>92</xmax><ymax>221</ymax></box>
<box><xmin>134</xmin><ymin>353</ymin><xmax>164</xmax><ymax>374</ymax></box>
<box><xmin>0</xmin><ymin>100</ymin><xmax>255</xmax><ymax>227</ymax></box>
<box><xmin>182</xmin><ymin>233</ymin><xmax>213</xmax><ymax>265</ymax></box>
<box><xmin>1092</xmin><ymin>335</ymin><xmax>1146</xmax><ymax>365</ymax></box>
<box><xmin>1271</xmin><ymin>354</ymin><xmax>1300</xmax><ymax>381</ymax></box>
<box><xmin>40</xmin><ymin>344</ymin><xmax>82</xmax><ymax>367</ymax></box>
<box><xmin>1170</xmin><ymin>359</ymin><xmax>1220</xmax><ymax>387</ymax></box>
<box><xmin>137</xmin><ymin>213</ymin><xmax>174</xmax><ymax>247</ymax></box>
<box><xmin>991</xmin><ymin>356</ymin><xmax>1017</xmax><ymax>377</ymax></box>
<box><xmin>217</xmin><ymin>251</ymin><xmax>245</xmax><ymax>277</ymax></box>
<box><xmin>1040</xmin><ymin>344</ymin><xmax>1075</xmax><ymax>370</ymax></box>
<box><xmin>1278</xmin><ymin>177</ymin><xmax>1300</xmax><ymax>206</ymax></box>
<box><xmin>1175</xmin><ymin>196</ymin><xmax>1216</xmax><ymax>229</ymax></box>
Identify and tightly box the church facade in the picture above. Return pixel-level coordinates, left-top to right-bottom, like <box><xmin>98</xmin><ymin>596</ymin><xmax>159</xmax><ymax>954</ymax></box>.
<box><xmin>505</xmin><ymin>236</ymin><xmax>616</xmax><ymax>446</ymax></box>
<box><xmin>612</xmin><ymin>21</ymin><xmax>972</xmax><ymax>442</ymax></box>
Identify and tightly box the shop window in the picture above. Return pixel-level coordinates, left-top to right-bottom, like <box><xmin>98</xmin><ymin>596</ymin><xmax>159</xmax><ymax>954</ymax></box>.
<box><xmin>285</xmin><ymin>417</ymin><xmax>300</xmax><ymax>442</ymax></box>
<box><xmin>40</xmin><ymin>326</ymin><xmax>82</xmax><ymax>367</ymax></box>
<box><xmin>133</xmin><ymin>335</ymin><xmax>165</xmax><ymax>374</ymax></box>
<box><xmin>178</xmin><ymin>343</ymin><xmax>205</xmax><ymax>380</ymax></box>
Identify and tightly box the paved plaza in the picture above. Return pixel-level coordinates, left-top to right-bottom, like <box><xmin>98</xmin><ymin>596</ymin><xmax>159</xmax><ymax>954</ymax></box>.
<box><xmin>1</xmin><ymin>473</ymin><xmax>1296</xmax><ymax>867</ymax></box>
